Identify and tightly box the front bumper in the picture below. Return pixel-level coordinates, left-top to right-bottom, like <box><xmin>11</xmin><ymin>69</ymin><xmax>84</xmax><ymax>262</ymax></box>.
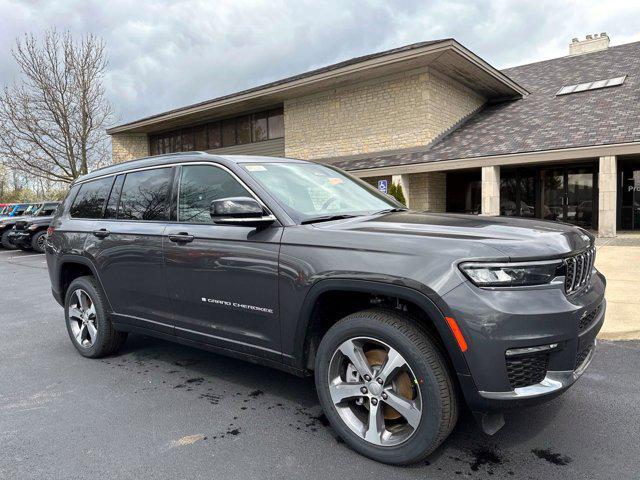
<box><xmin>443</xmin><ymin>270</ymin><xmax>605</xmax><ymax>411</ymax></box>
<box><xmin>8</xmin><ymin>231</ymin><xmax>33</xmax><ymax>246</ymax></box>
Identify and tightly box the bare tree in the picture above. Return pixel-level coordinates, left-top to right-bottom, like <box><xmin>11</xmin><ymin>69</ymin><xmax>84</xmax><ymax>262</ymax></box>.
<box><xmin>0</xmin><ymin>30</ymin><xmax>111</xmax><ymax>184</ymax></box>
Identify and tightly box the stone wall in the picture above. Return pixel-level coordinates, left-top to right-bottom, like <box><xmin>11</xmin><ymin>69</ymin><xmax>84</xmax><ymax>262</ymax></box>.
<box><xmin>400</xmin><ymin>172</ymin><xmax>447</xmax><ymax>212</ymax></box>
<box><xmin>284</xmin><ymin>67</ymin><xmax>485</xmax><ymax>160</ymax></box>
<box><xmin>112</xmin><ymin>133</ymin><xmax>149</xmax><ymax>163</ymax></box>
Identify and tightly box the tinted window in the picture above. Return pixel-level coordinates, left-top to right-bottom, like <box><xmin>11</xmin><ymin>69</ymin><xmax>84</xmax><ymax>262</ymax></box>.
<box><xmin>118</xmin><ymin>168</ymin><xmax>172</xmax><ymax>221</ymax></box>
<box><xmin>178</xmin><ymin>165</ymin><xmax>250</xmax><ymax>223</ymax></box>
<box><xmin>70</xmin><ymin>177</ymin><xmax>114</xmax><ymax>218</ymax></box>
<box><xmin>105</xmin><ymin>175</ymin><xmax>125</xmax><ymax>219</ymax></box>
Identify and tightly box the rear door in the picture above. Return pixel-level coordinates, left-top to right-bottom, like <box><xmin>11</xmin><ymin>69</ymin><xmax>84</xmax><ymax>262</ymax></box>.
<box><xmin>86</xmin><ymin>167</ymin><xmax>175</xmax><ymax>332</ymax></box>
<box><xmin>163</xmin><ymin>163</ymin><xmax>283</xmax><ymax>361</ymax></box>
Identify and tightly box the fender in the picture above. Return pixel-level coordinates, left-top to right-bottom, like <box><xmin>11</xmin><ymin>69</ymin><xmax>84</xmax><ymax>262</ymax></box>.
<box><xmin>56</xmin><ymin>254</ymin><xmax>114</xmax><ymax>312</ymax></box>
<box><xmin>292</xmin><ymin>278</ymin><xmax>470</xmax><ymax>376</ymax></box>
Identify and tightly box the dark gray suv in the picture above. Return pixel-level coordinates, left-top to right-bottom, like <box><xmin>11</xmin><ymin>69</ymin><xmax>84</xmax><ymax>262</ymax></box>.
<box><xmin>45</xmin><ymin>153</ymin><xmax>605</xmax><ymax>465</ymax></box>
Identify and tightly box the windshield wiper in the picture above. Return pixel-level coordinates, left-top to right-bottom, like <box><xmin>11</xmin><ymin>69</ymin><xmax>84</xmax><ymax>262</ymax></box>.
<box><xmin>372</xmin><ymin>207</ymin><xmax>408</xmax><ymax>215</ymax></box>
<box><xmin>301</xmin><ymin>214</ymin><xmax>359</xmax><ymax>225</ymax></box>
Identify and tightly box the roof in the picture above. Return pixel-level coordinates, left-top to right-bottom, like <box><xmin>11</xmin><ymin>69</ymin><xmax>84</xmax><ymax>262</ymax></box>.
<box><xmin>332</xmin><ymin>41</ymin><xmax>640</xmax><ymax>171</ymax></box>
<box><xmin>76</xmin><ymin>152</ymin><xmax>306</xmax><ymax>183</ymax></box>
<box><xmin>107</xmin><ymin>39</ymin><xmax>527</xmax><ymax>134</ymax></box>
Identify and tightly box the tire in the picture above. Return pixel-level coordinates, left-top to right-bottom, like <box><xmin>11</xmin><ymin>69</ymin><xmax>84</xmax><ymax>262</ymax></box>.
<box><xmin>30</xmin><ymin>230</ymin><xmax>47</xmax><ymax>253</ymax></box>
<box><xmin>315</xmin><ymin>308</ymin><xmax>458</xmax><ymax>465</ymax></box>
<box><xmin>1</xmin><ymin>230</ymin><xmax>17</xmax><ymax>249</ymax></box>
<box><xmin>64</xmin><ymin>275</ymin><xmax>127</xmax><ymax>358</ymax></box>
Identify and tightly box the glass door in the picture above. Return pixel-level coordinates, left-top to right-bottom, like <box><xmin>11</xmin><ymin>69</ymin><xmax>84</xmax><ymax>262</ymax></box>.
<box><xmin>540</xmin><ymin>165</ymin><xmax>595</xmax><ymax>228</ymax></box>
<box><xmin>566</xmin><ymin>167</ymin><xmax>594</xmax><ymax>228</ymax></box>
<box><xmin>621</xmin><ymin>165</ymin><xmax>640</xmax><ymax>230</ymax></box>
<box><xmin>541</xmin><ymin>168</ymin><xmax>565</xmax><ymax>222</ymax></box>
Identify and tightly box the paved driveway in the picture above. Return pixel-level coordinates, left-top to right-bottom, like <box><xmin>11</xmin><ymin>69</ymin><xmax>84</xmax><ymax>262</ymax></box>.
<box><xmin>1</xmin><ymin>249</ymin><xmax>638</xmax><ymax>479</ymax></box>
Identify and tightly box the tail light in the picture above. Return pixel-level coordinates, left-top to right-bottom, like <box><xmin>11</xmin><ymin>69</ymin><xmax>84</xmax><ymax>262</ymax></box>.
<box><xmin>47</xmin><ymin>226</ymin><xmax>55</xmax><ymax>236</ymax></box>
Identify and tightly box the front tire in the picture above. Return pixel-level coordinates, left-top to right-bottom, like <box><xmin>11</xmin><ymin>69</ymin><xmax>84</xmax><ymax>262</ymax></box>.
<box><xmin>30</xmin><ymin>230</ymin><xmax>47</xmax><ymax>253</ymax></box>
<box><xmin>64</xmin><ymin>276</ymin><xmax>127</xmax><ymax>358</ymax></box>
<box><xmin>1</xmin><ymin>230</ymin><xmax>17</xmax><ymax>249</ymax></box>
<box><xmin>315</xmin><ymin>309</ymin><xmax>458</xmax><ymax>465</ymax></box>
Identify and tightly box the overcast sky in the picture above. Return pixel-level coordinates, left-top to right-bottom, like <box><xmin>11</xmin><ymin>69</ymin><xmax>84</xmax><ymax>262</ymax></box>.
<box><xmin>1</xmin><ymin>0</ymin><xmax>639</xmax><ymax>127</ymax></box>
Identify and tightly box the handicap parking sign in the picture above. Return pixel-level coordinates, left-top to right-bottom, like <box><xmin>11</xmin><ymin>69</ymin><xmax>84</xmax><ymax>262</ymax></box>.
<box><xmin>377</xmin><ymin>179</ymin><xmax>388</xmax><ymax>193</ymax></box>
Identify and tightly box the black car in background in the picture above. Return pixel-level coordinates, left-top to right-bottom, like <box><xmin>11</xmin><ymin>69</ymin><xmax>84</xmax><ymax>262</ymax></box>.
<box><xmin>9</xmin><ymin>202</ymin><xmax>61</xmax><ymax>252</ymax></box>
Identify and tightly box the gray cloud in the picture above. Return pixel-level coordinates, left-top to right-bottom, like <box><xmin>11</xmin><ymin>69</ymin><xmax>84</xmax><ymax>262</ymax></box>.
<box><xmin>1</xmin><ymin>0</ymin><xmax>639</xmax><ymax>126</ymax></box>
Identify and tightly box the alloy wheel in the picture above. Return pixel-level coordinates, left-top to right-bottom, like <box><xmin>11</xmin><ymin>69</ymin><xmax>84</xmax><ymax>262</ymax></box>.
<box><xmin>68</xmin><ymin>289</ymin><xmax>98</xmax><ymax>348</ymax></box>
<box><xmin>327</xmin><ymin>337</ymin><xmax>422</xmax><ymax>447</ymax></box>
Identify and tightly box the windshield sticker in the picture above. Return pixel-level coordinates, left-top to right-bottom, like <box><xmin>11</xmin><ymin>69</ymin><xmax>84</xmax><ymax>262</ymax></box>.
<box><xmin>328</xmin><ymin>178</ymin><xmax>344</xmax><ymax>185</ymax></box>
<box><xmin>245</xmin><ymin>165</ymin><xmax>266</xmax><ymax>172</ymax></box>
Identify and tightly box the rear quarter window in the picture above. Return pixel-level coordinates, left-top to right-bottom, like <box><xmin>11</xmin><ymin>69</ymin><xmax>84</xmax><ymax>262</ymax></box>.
<box><xmin>70</xmin><ymin>177</ymin><xmax>115</xmax><ymax>218</ymax></box>
<box><xmin>118</xmin><ymin>168</ymin><xmax>172</xmax><ymax>221</ymax></box>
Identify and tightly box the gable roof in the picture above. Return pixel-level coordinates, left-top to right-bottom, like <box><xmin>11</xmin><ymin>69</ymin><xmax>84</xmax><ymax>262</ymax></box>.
<box><xmin>332</xmin><ymin>41</ymin><xmax>640</xmax><ymax>172</ymax></box>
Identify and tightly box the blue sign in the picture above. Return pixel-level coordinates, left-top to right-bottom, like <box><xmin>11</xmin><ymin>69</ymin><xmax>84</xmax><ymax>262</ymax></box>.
<box><xmin>377</xmin><ymin>179</ymin><xmax>388</xmax><ymax>193</ymax></box>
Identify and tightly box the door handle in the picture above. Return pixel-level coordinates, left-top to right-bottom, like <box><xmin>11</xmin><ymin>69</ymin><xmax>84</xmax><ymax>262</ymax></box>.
<box><xmin>92</xmin><ymin>229</ymin><xmax>110</xmax><ymax>239</ymax></box>
<box><xmin>168</xmin><ymin>233</ymin><xmax>194</xmax><ymax>243</ymax></box>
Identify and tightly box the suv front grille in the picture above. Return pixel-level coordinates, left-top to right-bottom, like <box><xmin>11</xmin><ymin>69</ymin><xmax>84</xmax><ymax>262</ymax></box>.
<box><xmin>579</xmin><ymin>303</ymin><xmax>602</xmax><ymax>331</ymax></box>
<box><xmin>506</xmin><ymin>352</ymin><xmax>549</xmax><ymax>389</ymax></box>
<box><xmin>564</xmin><ymin>246</ymin><xmax>596</xmax><ymax>294</ymax></box>
<box><xmin>14</xmin><ymin>221</ymin><xmax>27</xmax><ymax>231</ymax></box>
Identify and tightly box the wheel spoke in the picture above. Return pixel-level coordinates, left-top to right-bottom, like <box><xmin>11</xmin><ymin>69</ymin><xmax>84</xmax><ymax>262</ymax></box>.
<box><xmin>364</xmin><ymin>400</ymin><xmax>385</xmax><ymax>444</ymax></box>
<box><xmin>86</xmin><ymin>303</ymin><xmax>96</xmax><ymax>319</ymax></box>
<box><xmin>75</xmin><ymin>324</ymin><xmax>86</xmax><ymax>343</ymax></box>
<box><xmin>78</xmin><ymin>291</ymin><xmax>90</xmax><ymax>312</ymax></box>
<box><xmin>329</xmin><ymin>381</ymin><xmax>366</xmax><ymax>404</ymax></box>
<box><xmin>377</xmin><ymin>347</ymin><xmax>407</xmax><ymax>383</ymax></box>
<box><xmin>86</xmin><ymin>322</ymin><xmax>97</xmax><ymax>344</ymax></box>
<box><xmin>68</xmin><ymin>306</ymin><xmax>83</xmax><ymax>320</ymax></box>
<box><xmin>338</xmin><ymin>340</ymin><xmax>372</xmax><ymax>378</ymax></box>
<box><xmin>383</xmin><ymin>390</ymin><xmax>421</xmax><ymax>429</ymax></box>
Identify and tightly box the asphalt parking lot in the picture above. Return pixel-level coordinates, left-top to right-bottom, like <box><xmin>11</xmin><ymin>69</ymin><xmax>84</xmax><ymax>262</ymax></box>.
<box><xmin>1</xmin><ymin>249</ymin><xmax>639</xmax><ymax>480</ymax></box>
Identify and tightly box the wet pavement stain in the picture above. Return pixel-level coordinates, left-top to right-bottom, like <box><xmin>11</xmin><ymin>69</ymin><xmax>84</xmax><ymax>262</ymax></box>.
<box><xmin>532</xmin><ymin>448</ymin><xmax>572</xmax><ymax>466</ymax></box>
<box><xmin>247</xmin><ymin>389</ymin><xmax>264</xmax><ymax>398</ymax></box>
<box><xmin>469</xmin><ymin>446</ymin><xmax>503</xmax><ymax>473</ymax></box>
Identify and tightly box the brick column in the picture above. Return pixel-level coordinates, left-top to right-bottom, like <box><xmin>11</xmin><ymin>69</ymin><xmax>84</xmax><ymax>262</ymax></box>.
<box><xmin>598</xmin><ymin>156</ymin><xmax>617</xmax><ymax>237</ymax></box>
<box><xmin>400</xmin><ymin>172</ymin><xmax>446</xmax><ymax>212</ymax></box>
<box><xmin>481</xmin><ymin>166</ymin><xmax>500</xmax><ymax>216</ymax></box>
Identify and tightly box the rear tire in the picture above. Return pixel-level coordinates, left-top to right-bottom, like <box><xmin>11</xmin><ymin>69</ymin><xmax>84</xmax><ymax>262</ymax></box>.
<box><xmin>30</xmin><ymin>230</ymin><xmax>47</xmax><ymax>253</ymax></box>
<box><xmin>1</xmin><ymin>230</ymin><xmax>16</xmax><ymax>249</ymax></box>
<box><xmin>64</xmin><ymin>276</ymin><xmax>127</xmax><ymax>358</ymax></box>
<box><xmin>315</xmin><ymin>308</ymin><xmax>458</xmax><ymax>465</ymax></box>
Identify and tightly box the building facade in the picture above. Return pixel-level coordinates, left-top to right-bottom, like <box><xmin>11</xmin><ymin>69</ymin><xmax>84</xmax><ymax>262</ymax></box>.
<box><xmin>107</xmin><ymin>34</ymin><xmax>640</xmax><ymax>237</ymax></box>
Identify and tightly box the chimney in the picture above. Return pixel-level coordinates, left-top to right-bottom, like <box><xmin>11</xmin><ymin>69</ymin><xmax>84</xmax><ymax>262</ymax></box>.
<box><xmin>569</xmin><ymin>33</ymin><xmax>610</xmax><ymax>56</ymax></box>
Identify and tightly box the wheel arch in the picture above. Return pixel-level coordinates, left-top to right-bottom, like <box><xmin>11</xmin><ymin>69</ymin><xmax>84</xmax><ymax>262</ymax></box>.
<box><xmin>57</xmin><ymin>255</ymin><xmax>113</xmax><ymax>311</ymax></box>
<box><xmin>293</xmin><ymin>279</ymin><xmax>470</xmax><ymax>376</ymax></box>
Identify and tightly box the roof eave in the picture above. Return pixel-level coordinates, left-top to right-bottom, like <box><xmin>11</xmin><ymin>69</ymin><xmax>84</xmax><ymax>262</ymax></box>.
<box><xmin>107</xmin><ymin>39</ymin><xmax>527</xmax><ymax>135</ymax></box>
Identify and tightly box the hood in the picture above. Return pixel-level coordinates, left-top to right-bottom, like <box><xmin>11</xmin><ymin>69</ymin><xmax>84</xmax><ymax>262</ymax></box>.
<box><xmin>23</xmin><ymin>215</ymin><xmax>54</xmax><ymax>225</ymax></box>
<box><xmin>316</xmin><ymin>211</ymin><xmax>593</xmax><ymax>260</ymax></box>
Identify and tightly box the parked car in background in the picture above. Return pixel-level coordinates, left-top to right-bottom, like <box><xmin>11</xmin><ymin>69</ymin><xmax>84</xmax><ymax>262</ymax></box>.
<box><xmin>0</xmin><ymin>203</ymin><xmax>49</xmax><ymax>249</ymax></box>
<box><xmin>10</xmin><ymin>202</ymin><xmax>61</xmax><ymax>252</ymax></box>
<box><xmin>0</xmin><ymin>203</ymin><xmax>39</xmax><ymax>218</ymax></box>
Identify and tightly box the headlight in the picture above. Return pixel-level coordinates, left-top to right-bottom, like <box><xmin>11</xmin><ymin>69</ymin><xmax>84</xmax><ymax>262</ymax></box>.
<box><xmin>460</xmin><ymin>260</ymin><xmax>562</xmax><ymax>287</ymax></box>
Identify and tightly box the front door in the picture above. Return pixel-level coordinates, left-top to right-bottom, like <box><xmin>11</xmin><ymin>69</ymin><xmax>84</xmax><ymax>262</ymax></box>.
<box><xmin>620</xmin><ymin>163</ymin><xmax>640</xmax><ymax>230</ymax></box>
<box><xmin>163</xmin><ymin>163</ymin><xmax>283</xmax><ymax>362</ymax></box>
<box><xmin>540</xmin><ymin>165</ymin><xmax>595</xmax><ymax>228</ymax></box>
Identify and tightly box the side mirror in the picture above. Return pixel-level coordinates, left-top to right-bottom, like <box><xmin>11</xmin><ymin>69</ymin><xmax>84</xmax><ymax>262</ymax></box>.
<box><xmin>210</xmin><ymin>197</ymin><xmax>275</xmax><ymax>227</ymax></box>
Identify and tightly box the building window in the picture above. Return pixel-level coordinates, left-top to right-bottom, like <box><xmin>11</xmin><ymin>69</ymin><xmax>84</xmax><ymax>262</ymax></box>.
<box><xmin>149</xmin><ymin>107</ymin><xmax>284</xmax><ymax>155</ymax></box>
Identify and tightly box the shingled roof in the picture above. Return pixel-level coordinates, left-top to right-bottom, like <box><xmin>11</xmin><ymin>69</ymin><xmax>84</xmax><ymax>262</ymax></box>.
<box><xmin>332</xmin><ymin>41</ymin><xmax>640</xmax><ymax>171</ymax></box>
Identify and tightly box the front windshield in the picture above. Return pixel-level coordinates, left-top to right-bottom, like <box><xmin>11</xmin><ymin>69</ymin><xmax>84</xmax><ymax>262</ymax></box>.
<box><xmin>243</xmin><ymin>162</ymin><xmax>401</xmax><ymax>222</ymax></box>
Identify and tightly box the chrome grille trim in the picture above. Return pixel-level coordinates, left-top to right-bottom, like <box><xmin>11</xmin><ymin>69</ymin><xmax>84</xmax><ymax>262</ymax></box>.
<box><xmin>564</xmin><ymin>246</ymin><xmax>596</xmax><ymax>294</ymax></box>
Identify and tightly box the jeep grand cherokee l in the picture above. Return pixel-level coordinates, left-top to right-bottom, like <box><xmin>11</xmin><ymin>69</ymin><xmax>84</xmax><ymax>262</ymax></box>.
<box><xmin>45</xmin><ymin>153</ymin><xmax>605</xmax><ymax>465</ymax></box>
